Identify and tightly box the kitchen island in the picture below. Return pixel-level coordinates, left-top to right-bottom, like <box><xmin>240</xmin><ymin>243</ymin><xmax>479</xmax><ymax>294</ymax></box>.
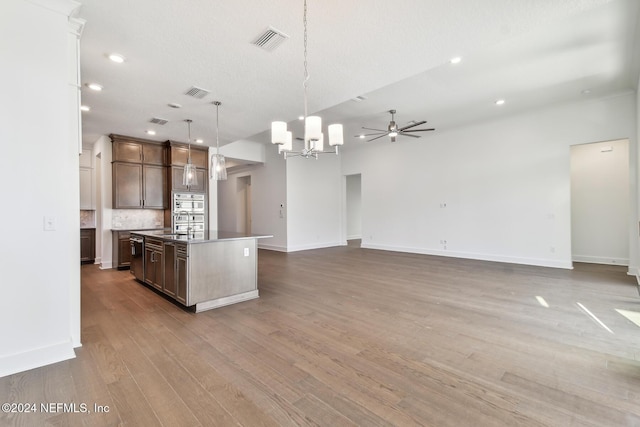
<box><xmin>130</xmin><ymin>230</ymin><xmax>271</xmax><ymax>312</ymax></box>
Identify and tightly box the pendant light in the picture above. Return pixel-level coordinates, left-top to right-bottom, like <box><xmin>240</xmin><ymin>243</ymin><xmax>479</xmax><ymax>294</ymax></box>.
<box><xmin>271</xmin><ymin>0</ymin><xmax>343</xmax><ymax>159</ymax></box>
<box><xmin>183</xmin><ymin>119</ymin><xmax>198</xmax><ymax>186</ymax></box>
<box><xmin>210</xmin><ymin>101</ymin><xmax>227</xmax><ymax>181</ymax></box>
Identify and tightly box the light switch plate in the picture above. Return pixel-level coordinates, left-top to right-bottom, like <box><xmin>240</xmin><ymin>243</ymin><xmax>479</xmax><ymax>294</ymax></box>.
<box><xmin>243</xmin><ymin>248</ymin><xmax>249</xmax><ymax>257</ymax></box>
<box><xmin>43</xmin><ymin>216</ymin><xmax>56</xmax><ymax>231</ymax></box>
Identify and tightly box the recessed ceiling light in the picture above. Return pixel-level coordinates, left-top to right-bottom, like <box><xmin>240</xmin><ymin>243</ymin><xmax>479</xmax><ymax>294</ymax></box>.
<box><xmin>108</xmin><ymin>53</ymin><xmax>125</xmax><ymax>63</ymax></box>
<box><xmin>495</xmin><ymin>99</ymin><xmax>506</xmax><ymax>106</ymax></box>
<box><xmin>359</xmin><ymin>135</ymin><xmax>365</xmax><ymax>139</ymax></box>
<box><xmin>195</xmin><ymin>139</ymin><xmax>204</xmax><ymax>144</ymax></box>
<box><xmin>581</xmin><ymin>89</ymin><xmax>591</xmax><ymax>95</ymax></box>
<box><xmin>298</xmin><ymin>116</ymin><xmax>304</xmax><ymax>121</ymax></box>
<box><xmin>168</xmin><ymin>102</ymin><xmax>182</xmax><ymax>109</ymax></box>
<box><xmin>87</xmin><ymin>83</ymin><xmax>103</xmax><ymax>91</ymax></box>
<box><xmin>80</xmin><ymin>105</ymin><xmax>90</xmax><ymax>112</ymax></box>
<box><xmin>146</xmin><ymin>130</ymin><xmax>156</xmax><ymax>135</ymax></box>
<box><xmin>450</xmin><ymin>56</ymin><xmax>462</xmax><ymax>64</ymax></box>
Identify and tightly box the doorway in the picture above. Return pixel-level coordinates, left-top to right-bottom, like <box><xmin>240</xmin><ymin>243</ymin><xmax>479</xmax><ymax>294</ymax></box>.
<box><xmin>236</xmin><ymin>175</ymin><xmax>252</xmax><ymax>233</ymax></box>
<box><xmin>570</xmin><ymin>139</ymin><xmax>629</xmax><ymax>265</ymax></box>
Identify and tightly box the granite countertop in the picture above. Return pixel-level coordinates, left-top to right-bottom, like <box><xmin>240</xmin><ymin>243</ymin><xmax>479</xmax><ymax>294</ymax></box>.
<box><xmin>111</xmin><ymin>227</ymin><xmax>169</xmax><ymax>232</ymax></box>
<box><xmin>130</xmin><ymin>229</ymin><xmax>272</xmax><ymax>244</ymax></box>
<box><xmin>80</xmin><ymin>226</ymin><xmax>96</xmax><ymax>230</ymax></box>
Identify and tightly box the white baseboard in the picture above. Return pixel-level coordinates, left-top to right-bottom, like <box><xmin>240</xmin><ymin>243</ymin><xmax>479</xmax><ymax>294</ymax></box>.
<box><xmin>347</xmin><ymin>234</ymin><xmax>362</xmax><ymax>240</ymax></box>
<box><xmin>360</xmin><ymin>243</ymin><xmax>573</xmax><ymax>269</ymax></box>
<box><xmin>571</xmin><ymin>255</ymin><xmax>629</xmax><ymax>266</ymax></box>
<box><xmin>195</xmin><ymin>290</ymin><xmax>259</xmax><ymax>312</ymax></box>
<box><xmin>0</xmin><ymin>340</ymin><xmax>76</xmax><ymax>378</ymax></box>
<box><xmin>285</xmin><ymin>241</ymin><xmax>344</xmax><ymax>252</ymax></box>
<box><xmin>100</xmin><ymin>261</ymin><xmax>114</xmax><ymax>269</ymax></box>
<box><xmin>258</xmin><ymin>243</ymin><xmax>288</xmax><ymax>252</ymax></box>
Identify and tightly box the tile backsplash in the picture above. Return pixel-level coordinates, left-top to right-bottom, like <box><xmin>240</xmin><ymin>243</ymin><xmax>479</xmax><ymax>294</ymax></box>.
<box><xmin>80</xmin><ymin>210</ymin><xmax>96</xmax><ymax>228</ymax></box>
<box><xmin>112</xmin><ymin>209</ymin><xmax>164</xmax><ymax>230</ymax></box>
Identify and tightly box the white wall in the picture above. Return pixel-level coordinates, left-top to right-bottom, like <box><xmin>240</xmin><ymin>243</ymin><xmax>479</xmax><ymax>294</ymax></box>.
<box><xmin>218</xmin><ymin>144</ymin><xmax>287</xmax><ymax>250</ymax></box>
<box><xmin>286</xmin><ymin>153</ymin><xmax>343</xmax><ymax>251</ymax></box>
<box><xmin>346</xmin><ymin>174</ymin><xmax>362</xmax><ymax>239</ymax></box>
<box><xmin>92</xmin><ymin>135</ymin><xmax>113</xmax><ymax>268</ymax></box>
<box><xmin>0</xmin><ymin>0</ymin><xmax>81</xmax><ymax>377</ymax></box>
<box><xmin>342</xmin><ymin>92</ymin><xmax>637</xmax><ymax>269</ymax></box>
<box><xmin>571</xmin><ymin>139</ymin><xmax>630</xmax><ymax>265</ymax></box>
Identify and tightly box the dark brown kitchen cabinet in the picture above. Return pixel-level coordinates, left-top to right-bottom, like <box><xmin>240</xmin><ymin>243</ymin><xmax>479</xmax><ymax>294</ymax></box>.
<box><xmin>80</xmin><ymin>228</ymin><xmax>95</xmax><ymax>264</ymax></box>
<box><xmin>112</xmin><ymin>163</ymin><xmax>167</xmax><ymax>209</ymax></box>
<box><xmin>175</xmin><ymin>245</ymin><xmax>188</xmax><ymax>304</ymax></box>
<box><xmin>113</xmin><ymin>162</ymin><xmax>142</xmax><ymax>208</ymax></box>
<box><xmin>143</xmin><ymin>165</ymin><xmax>167</xmax><ymax>208</ymax></box>
<box><xmin>163</xmin><ymin>242</ymin><xmax>177</xmax><ymax>297</ymax></box>
<box><xmin>171</xmin><ymin>166</ymin><xmax>207</xmax><ymax>193</ymax></box>
<box><xmin>112</xmin><ymin>136</ymin><xmax>166</xmax><ymax>165</ymax></box>
<box><xmin>144</xmin><ymin>238</ymin><xmax>163</xmax><ymax>290</ymax></box>
<box><xmin>111</xmin><ymin>134</ymin><xmax>168</xmax><ymax>209</ymax></box>
<box><xmin>112</xmin><ymin>230</ymin><xmax>132</xmax><ymax>270</ymax></box>
<box><xmin>118</xmin><ymin>233</ymin><xmax>132</xmax><ymax>268</ymax></box>
<box><xmin>169</xmin><ymin>145</ymin><xmax>208</xmax><ymax>169</ymax></box>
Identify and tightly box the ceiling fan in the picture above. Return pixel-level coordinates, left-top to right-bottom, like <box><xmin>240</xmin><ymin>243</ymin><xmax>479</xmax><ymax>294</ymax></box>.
<box><xmin>358</xmin><ymin>109</ymin><xmax>435</xmax><ymax>142</ymax></box>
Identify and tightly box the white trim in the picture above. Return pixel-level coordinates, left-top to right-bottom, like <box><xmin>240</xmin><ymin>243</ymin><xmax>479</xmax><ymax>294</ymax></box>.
<box><xmin>195</xmin><ymin>290</ymin><xmax>259</xmax><ymax>312</ymax></box>
<box><xmin>360</xmin><ymin>243</ymin><xmax>573</xmax><ymax>269</ymax></box>
<box><xmin>26</xmin><ymin>0</ymin><xmax>81</xmax><ymax>16</ymax></box>
<box><xmin>285</xmin><ymin>241</ymin><xmax>343</xmax><ymax>253</ymax></box>
<box><xmin>258</xmin><ymin>243</ymin><xmax>288</xmax><ymax>252</ymax></box>
<box><xmin>571</xmin><ymin>255</ymin><xmax>629</xmax><ymax>266</ymax></box>
<box><xmin>0</xmin><ymin>340</ymin><xmax>75</xmax><ymax>378</ymax></box>
<box><xmin>100</xmin><ymin>261</ymin><xmax>114</xmax><ymax>270</ymax></box>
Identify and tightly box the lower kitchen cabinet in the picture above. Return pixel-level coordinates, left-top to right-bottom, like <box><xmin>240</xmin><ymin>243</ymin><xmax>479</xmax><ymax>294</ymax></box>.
<box><xmin>163</xmin><ymin>242</ymin><xmax>177</xmax><ymax>297</ymax></box>
<box><xmin>80</xmin><ymin>228</ymin><xmax>95</xmax><ymax>264</ymax></box>
<box><xmin>112</xmin><ymin>231</ymin><xmax>132</xmax><ymax>269</ymax></box>
<box><xmin>175</xmin><ymin>245</ymin><xmax>188</xmax><ymax>304</ymax></box>
<box><xmin>144</xmin><ymin>238</ymin><xmax>163</xmax><ymax>290</ymax></box>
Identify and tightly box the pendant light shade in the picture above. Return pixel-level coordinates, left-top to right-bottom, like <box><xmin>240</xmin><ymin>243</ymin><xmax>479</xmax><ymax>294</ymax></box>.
<box><xmin>211</xmin><ymin>154</ymin><xmax>227</xmax><ymax>180</ymax></box>
<box><xmin>271</xmin><ymin>121</ymin><xmax>288</xmax><ymax>145</ymax></box>
<box><xmin>328</xmin><ymin>124</ymin><xmax>344</xmax><ymax>147</ymax></box>
<box><xmin>278</xmin><ymin>131</ymin><xmax>293</xmax><ymax>154</ymax></box>
<box><xmin>183</xmin><ymin>119</ymin><xmax>198</xmax><ymax>186</ymax></box>
<box><xmin>210</xmin><ymin>101</ymin><xmax>227</xmax><ymax>181</ymax></box>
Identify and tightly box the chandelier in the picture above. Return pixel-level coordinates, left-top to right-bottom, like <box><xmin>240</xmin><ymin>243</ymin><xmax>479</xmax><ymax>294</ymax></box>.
<box><xmin>210</xmin><ymin>101</ymin><xmax>227</xmax><ymax>180</ymax></box>
<box><xmin>271</xmin><ymin>0</ymin><xmax>343</xmax><ymax>159</ymax></box>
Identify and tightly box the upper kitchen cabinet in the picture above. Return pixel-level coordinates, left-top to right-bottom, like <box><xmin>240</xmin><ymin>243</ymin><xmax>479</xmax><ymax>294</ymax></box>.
<box><xmin>111</xmin><ymin>135</ymin><xmax>168</xmax><ymax>209</ymax></box>
<box><xmin>111</xmin><ymin>134</ymin><xmax>166</xmax><ymax>165</ymax></box>
<box><xmin>168</xmin><ymin>141</ymin><xmax>208</xmax><ymax>193</ymax></box>
<box><xmin>169</xmin><ymin>143</ymin><xmax>208</xmax><ymax>169</ymax></box>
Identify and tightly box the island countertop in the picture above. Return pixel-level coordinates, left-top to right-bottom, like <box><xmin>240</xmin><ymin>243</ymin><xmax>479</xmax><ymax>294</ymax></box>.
<box><xmin>130</xmin><ymin>229</ymin><xmax>272</xmax><ymax>244</ymax></box>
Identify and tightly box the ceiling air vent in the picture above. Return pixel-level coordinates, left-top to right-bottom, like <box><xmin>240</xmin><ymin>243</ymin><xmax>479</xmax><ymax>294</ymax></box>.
<box><xmin>184</xmin><ymin>86</ymin><xmax>211</xmax><ymax>99</ymax></box>
<box><xmin>252</xmin><ymin>27</ymin><xmax>289</xmax><ymax>51</ymax></box>
<box><xmin>149</xmin><ymin>117</ymin><xmax>168</xmax><ymax>125</ymax></box>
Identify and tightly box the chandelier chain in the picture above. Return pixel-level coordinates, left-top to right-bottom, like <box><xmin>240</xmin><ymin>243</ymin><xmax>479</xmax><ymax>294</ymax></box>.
<box><xmin>303</xmin><ymin>0</ymin><xmax>309</xmax><ymax>119</ymax></box>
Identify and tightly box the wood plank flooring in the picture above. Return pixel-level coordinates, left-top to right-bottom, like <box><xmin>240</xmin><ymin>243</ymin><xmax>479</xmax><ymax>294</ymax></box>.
<box><xmin>2</xmin><ymin>244</ymin><xmax>640</xmax><ymax>426</ymax></box>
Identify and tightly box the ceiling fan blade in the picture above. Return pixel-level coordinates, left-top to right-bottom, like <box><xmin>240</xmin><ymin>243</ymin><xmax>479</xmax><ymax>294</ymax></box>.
<box><xmin>401</xmin><ymin>128</ymin><xmax>435</xmax><ymax>133</ymax></box>
<box><xmin>399</xmin><ymin>120</ymin><xmax>427</xmax><ymax>131</ymax></box>
<box><xmin>362</xmin><ymin>126</ymin><xmax>388</xmax><ymax>132</ymax></box>
<box><xmin>366</xmin><ymin>134</ymin><xmax>389</xmax><ymax>142</ymax></box>
<box><xmin>398</xmin><ymin>132</ymin><xmax>421</xmax><ymax>138</ymax></box>
<box><xmin>354</xmin><ymin>132</ymin><xmax>387</xmax><ymax>137</ymax></box>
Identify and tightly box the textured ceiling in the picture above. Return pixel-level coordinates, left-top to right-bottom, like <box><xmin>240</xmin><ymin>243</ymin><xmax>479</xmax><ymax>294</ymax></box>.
<box><xmin>77</xmin><ymin>0</ymin><xmax>639</xmax><ymax>150</ymax></box>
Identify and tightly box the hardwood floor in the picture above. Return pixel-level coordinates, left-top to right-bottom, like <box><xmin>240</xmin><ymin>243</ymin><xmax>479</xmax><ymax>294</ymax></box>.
<box><xmin>2</xmin><ymin>246</ymin><xmax>640</xmax><ymax>426</ymax></box>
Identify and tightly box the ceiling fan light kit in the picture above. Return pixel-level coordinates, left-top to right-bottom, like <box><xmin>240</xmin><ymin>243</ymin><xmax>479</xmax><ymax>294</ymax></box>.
<box><xmin>271</xmin><ymin>0</ymin><xmax>344</xmax><ymax>159</ymax></box>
